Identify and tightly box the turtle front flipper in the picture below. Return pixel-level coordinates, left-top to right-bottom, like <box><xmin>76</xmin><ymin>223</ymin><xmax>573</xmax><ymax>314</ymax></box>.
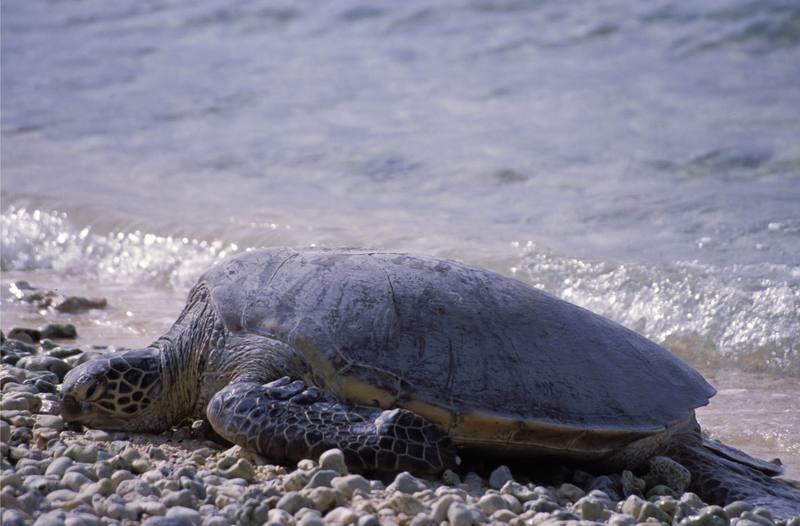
<box><xmin>206</xmin><ymin>377</ymin><xmax>458</xmax><ymax>474</ymax></box>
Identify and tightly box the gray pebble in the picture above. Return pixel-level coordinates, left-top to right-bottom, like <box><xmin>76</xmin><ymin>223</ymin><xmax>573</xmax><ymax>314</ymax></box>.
<box><xmin>105</xmin><ymin>500</ymin><xmax>138</xmax><ymax>520</ymax></box>
<box><xmin>32</xmin><ymin>510</ymin><xmax>65</xmax><ymax>526</ymax></box>
<box><xmin>17</xmin><ymin>355</ymin><xmax>71</xmax><ymax>382</ymax></box>
<box><xmin>477</xmin><ymin>493</ymin><xmax>510</xmax><ymax>515</ymax></box>
<box><xmin>447</xmin><ymin>502</ymin><xmax>475</xmax><ymax>526</ymax></box>
<box><xmin>463</xmin><ymin>472</ymin><xmax>484</xmax><ymax>491</ymax></box>
<box><xmin>1</xmin><ymin>509</ymin><xmax>30</xmax><ymax>526</ymax></box>
<box><xmin>319</xmin><ymin>448</ymin><xmax>348</xmax><ymax>475</ymax></box>
<box><xmin>441</xmin><ymin>469</ymin><xmax>461</xmax><ymax>486</ymax></box>
<box><xmin>220</xmin><ymin>458</ymin><xmax>255</xmax><ymax>481</ymax></box>
<box><xmin>35</xmin><ymin>414</ymin><xmax>64</xmax><ymax>431</ymax></box>
<box><xmin>305</xmin><ymin>469</ymin><xmax>339</xmax><ymax>489</ymax></box>
<box><xmin>64</xmin><ymin>443</ymin><xmax>99</xmax><ymax>463</ymax></box>
<box><xmin>276</xmin><ymin>491</ymin><xmax>313</xmax><ymax>515</ymax></box>
<box><xmin>740</xmin><ymin>511</ymin><xmax>775</xmax><ymax>526</ymax></box>
<box><xmin>167</xmin><ymin>506</ymin><xmax>202</xmax><ymax>525</ymax></box>
<box><xmin>489</xmin><ymin>464</ymin><xmax>514</xmax><ymax>490</ymax></box>
<box><xmin>357</xmin><ymin>514</ymin><xmax>380</xmax><ymax>526</ymax></box>
<box><xmin>725</xmin><ymin>501</ymin><xmax>755</xmax><ymax>518</ymax></box>
<box><xmin>44</xmin><ymin>457</ymin><xmax>74</xmax><ymax>478</ymax></box>
<box><xmin>557</xmin><ymin>482</ymin><xmax>585</xmax><ymax>502</ymax></box>
<box><xmin>331</xmin><ymin>474</ymin><xmax>371</xmax><ymax>498</ymax></box>
<box><xmin>163</xmin><ymin>488</ymin><xmax>194</xmax><ymax>508</ymax></box>
<box><xmin>23</xmin><ymin>474</ymin><xmax>61</xmax><ymax>493</ymax></box>
<box><xmin>297</xmin><ymin>515</ymin><xmax>326</xmax><ymax>526</ymax></box>
<box><xmin>84</xmin><ymin>429</ymin><xmax>114</xmax><ymax>441</ymax></box>
<box><xmin>64</xmin><ymin>513</ymin><xmax>103</xmax><ymax>526</ymax></box>
<box><xmin>0</xmin><ymin>420</ymin><xmax>10</xmax><ymax>442</ymax></box>
<box><xmin>390</xmin><ymin>471</ymin><xmax>427</xmax><ymax>494</ymax></box>
<box><xmin>46</xmin><ymin>488</ymin><xmax>78</xmax><ymax>503</ymax></box>
<box><xmin>267</xmin><ymin>508</ymin><xmax>294</xmax><ymax>525</ymax></box>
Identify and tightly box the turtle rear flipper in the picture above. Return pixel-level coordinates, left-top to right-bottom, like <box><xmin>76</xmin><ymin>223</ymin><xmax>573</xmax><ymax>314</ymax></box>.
<box><xmin>668</xmin><ymin>424</ymin><xmax>800</xmax><ymax>519</ymax></box>
<box><xmin>206</xmin><ymin>377</ymin><xmax>457</xmax><ymax>474</ymax></box>
<box><xmin>701</xmin><ymin>436</ymin><xmax>784</xmax><ymax>476</ymax></box>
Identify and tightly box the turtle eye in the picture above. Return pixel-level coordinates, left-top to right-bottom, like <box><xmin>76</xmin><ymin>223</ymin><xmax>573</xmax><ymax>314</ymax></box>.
<box><xmin>85</xmin><ymin>380</ymin><xmax>105</xmax><ymax>402</ymax></box>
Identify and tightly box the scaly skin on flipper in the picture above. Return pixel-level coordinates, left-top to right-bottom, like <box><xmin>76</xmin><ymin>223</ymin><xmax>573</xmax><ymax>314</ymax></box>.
<box><xmin>206</xmin><ymin>377</ymin><xmax>458</xmax><ymax>474</ymax></box>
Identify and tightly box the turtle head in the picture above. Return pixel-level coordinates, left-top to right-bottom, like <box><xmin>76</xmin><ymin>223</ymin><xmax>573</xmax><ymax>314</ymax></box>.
<box><xmin>60</xmin><ymin>349</ymin><xmax>167</xmax><ymax>432</ymax></box>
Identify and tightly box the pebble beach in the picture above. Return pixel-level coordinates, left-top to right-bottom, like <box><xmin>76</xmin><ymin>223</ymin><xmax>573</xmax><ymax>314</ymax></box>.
<box><xmin>2</xmin><ymin>316</ymin><xmax>799</xmax><ymax>526</ymax></box>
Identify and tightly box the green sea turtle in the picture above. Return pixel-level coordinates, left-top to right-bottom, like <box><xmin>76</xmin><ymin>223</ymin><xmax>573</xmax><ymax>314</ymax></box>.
<box><xmin>60</xmin><ymin>247</ymin><xmax>799</xmax><ymax>515</ymax></box>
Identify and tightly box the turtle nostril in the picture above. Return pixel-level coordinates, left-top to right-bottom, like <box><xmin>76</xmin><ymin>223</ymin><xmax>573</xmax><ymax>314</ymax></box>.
<box><xmin>60</xmin><ymin>395</ymin><xmax>82</xmax><ymax>418</ymax></box>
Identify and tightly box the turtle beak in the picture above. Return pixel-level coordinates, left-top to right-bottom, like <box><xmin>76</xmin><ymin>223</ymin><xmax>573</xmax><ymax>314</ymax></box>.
<box><xmin>60</xmin><ymin>394</ymin><xmax>83</xmax><ymax>420</ymax></box>
<box><xmin>59</xmin><ymin>395</ymin><xmax>126</xmax><ymax>429</ymax></box>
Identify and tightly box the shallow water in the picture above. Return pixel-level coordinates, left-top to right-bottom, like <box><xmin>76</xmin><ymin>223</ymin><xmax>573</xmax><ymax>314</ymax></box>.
<box><xmin>2</xmin><ymin>0</ymin><xmax>799</xmax><ymax>477</ymax></box>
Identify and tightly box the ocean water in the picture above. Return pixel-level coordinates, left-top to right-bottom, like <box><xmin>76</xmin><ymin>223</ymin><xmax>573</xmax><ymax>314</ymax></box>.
<box><xmin>2</xmin><ymin>1</ymin><xmax>799</xmax><ymax>475</ymax></box>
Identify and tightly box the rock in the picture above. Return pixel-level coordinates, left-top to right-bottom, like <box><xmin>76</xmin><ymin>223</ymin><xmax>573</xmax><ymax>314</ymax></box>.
<box><xmin>17</xmin><ymin>355</ymin><xmax>71</xmax><ymax>381</ymax></box>
<box><xmin>56</xmin><ymin>297</ymin><xmax>107</xmax><ymax>313</ymax></box>
<box><xmin>572</xmin><ymin>495</ymin><xmax>609</xmax><ymax>521</ymax></box>
<box><xmin>319</xmin><ymin>448</ymin><xmax>348</xmax><ymax>474</ymax></box>
<box><xmin>65</xmin><ymin>513</ymin><xmax>103</xmax><ymax>526</ymax></box>
<box><xmin>523</xmin><ymin>496</ymin><xmax>561</xmax><ymax>513</ymax></box>
<box><xmin>167</xmin><ymin>506</ymin><xmax>202</xmax><ymax>525</ymax></box>
<box><xmin>64</xmin><ymin>444</ymin><xmax>99</xmax><ymax>463</ymax></box>
<box><xmin>489</xmin><ymin>465</ymin><xmax>514</xmax><ymax>490</ymax></box>
<box><xmin>448</xmin><ymin>502</ymin><xmax>474</xmax><ymax>526</ymax></box>
<box><xmin>477</xmin><ymin>493</ymin><xmax>510</xmax><ymax>515</ymax></box>
<box><xmin>724</xmin><ymin>501</ymin><xmax>754</xmax><ymax>518</ymax></box>
<box><xmin>40</xmin><ymin>323</ymin><xmax>79</xmax><ymax>339</ymax></box>
<box><xmin>431</xmin><ymin>495</ymin><xmax>458</xmax><ymax>522</ymax></box>
<box><xmin>752</xmin><ymin>507</ymin><xmax>773</xmax><ymax>521</ymax></box>
<box><xmin>325</xmin><ymin>507</ymin><xmax>358</xmax><ymax>525</ymax></box>
<box><xmin>357</xmin><ymin>514</ymin><xmax>380</xmax><ymax>526</ymax></box>
<box><xmin>500</xmin><ymin>480</ymin><xmax>536</xmax><ymax>503</ymax></box>
<box><xmin>305</xmin><ymin>469</ymin><xmax>339</xmax><ymax>489</ymax></box>
<box><xmin>607</xmin><ymin>512</ymin><xmax>637</xmax><ymax>526</ymax></box>
<box><xmin>463</xmin><ymin>471</ymin><xmax>484</xmax><ymax>491</ymax></box>
<box><xmin>105</xmin><ymin>501</ymin><xmax>139</xmax><ymax>520</ymax></box>
<box><xmin>621</xmin><ymin>494</ymin><xmax>646</xmax><ymax>519</ymax></box>
<box><xmin>0</xmin><ymin>394</ymin><xmax>38</xmax><ymax>412</ymax></box>
<box><xmin>84</xmin><ymin>429</ymin><xmax>114</xmax><ymax>441</ymax></box>
<box><xmin>45</xmin><ymin>456</ymin><xmax>74</xmax><ymax>477</ymax></box>
<box><xmin>35</xmin><ymin>414</ymin><xmax>64</xmax><ymax>431</ymax></box>
<box><xmin>638</xmin><ymin>501</ymin><xmax>673</xmax><ymax>523</ymax></box>
<box><xmin>0</xmin><ymin>420</ymin><xmax>11</xmax><ymax>442</ymax></box>
<box><xmin>646</xmin><ymin>484</ymin><xmax>678</xmax><ymax>499</ymax></box>
<box><xmin>220</xmin><ymin>459</ymin><xmax>255</xmax><ymax>481</ymax></box>
<box><xmin>441</xmin><ymin>469</ymin><xmax>460</xmax><ymax>486</ymax></box>
<box><xmin>276</xmin><ymin>491</ymin><xmax>313</xmax><ymax>515</ymax></box>
<box><xmin>680</xmin><ymin>492</ymin><xmax>707</xmax><ymax>510</ymax></box>
<box><xmin>740</xmin><ymin>511</ymin><xmax>774</xmax><ymax>526</ymax></box>
<box><xmin>267</xmin><ymin>508</ymin><xmax>294</xmax><ymax>525</ymax></box>
<box><xmin>297</xmin><ymin>514</ymin><xmax>325</xmax><ymax>526</ymax></box>
<box><xmin>61</xmin><ymin>471</ymin><xmax>92</xmax><ymax>491</ymax></box>
<box><xmin>385</xmin><ymin>493</ymin><xmax>425</xmax><ymax>516</ymax></box>
<box><xmin>331</xmin><ymin>474</ymin><xmax>371</xmax><ymax>498</ymax></box>
<box><xmin>32</xmin><ymin>510</ymin><xmax>65</xmax><ymax>526</ymax></box>
<box><xmin>557</xmin><ymin>482</ymin><xmax>585</xmax><ymax>502</ymax></box>
<box><xmin>8</xmin><ymin>328</ymin><xmax>41</xmax><ymax>343</ymax></box>
<box><xmin>163</xmin><ymin>489</ymin><xmax>194</xmax><ymax>508</ymax></box>
<box><xmin>303</xmin><ymin>486</ymin><xmax>342</xmax><ymax>512</ymax></box>
<box><xmin>389</xmin><ymin>471</ymin><xmax>427</xmax><ymax>494</ymax></box>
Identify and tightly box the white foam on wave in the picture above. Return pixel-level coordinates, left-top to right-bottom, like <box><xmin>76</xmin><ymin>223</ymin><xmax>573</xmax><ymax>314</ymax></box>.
<box><xmin>1</xmin><ymin>206</ymin><xmax>239</xmax><ymax>290</ymax></box>
<box><xmin>515</xmin><ymin>241</ymin><xmax>800</xmax><ymax>376</ymax></box>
